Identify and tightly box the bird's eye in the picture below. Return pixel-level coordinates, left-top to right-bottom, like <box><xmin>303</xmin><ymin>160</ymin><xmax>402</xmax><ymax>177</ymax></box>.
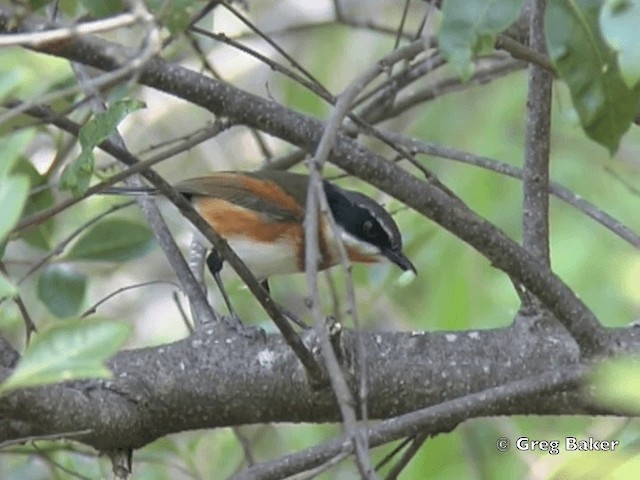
<box><xmin>363</xmin><ymin>219</ymin><xmax>375</xmax><ymax>237</ymax></box>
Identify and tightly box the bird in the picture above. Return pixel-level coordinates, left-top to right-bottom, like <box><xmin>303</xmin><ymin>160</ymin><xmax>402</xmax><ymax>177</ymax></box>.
<box><xmin>106</xmin><ymin>170</ymin><xmax>415</xmax><ymax>317</ymax></box>
<box><xmin>172</xmin><ymin>170</ymin><xmax>415</xmax><ymax>280</ymax></box>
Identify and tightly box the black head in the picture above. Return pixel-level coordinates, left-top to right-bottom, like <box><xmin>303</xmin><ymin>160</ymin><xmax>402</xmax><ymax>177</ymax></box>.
<box><xmin>323</xmin><ymin>181</ymin><xmax>416</xmax><ymax>273</ymax></box>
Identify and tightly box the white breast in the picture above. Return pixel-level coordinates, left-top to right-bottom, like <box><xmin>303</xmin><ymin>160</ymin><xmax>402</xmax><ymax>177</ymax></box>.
<box><xmin>227</xmin><ymin>236</ymin><xmax>300</xmax><ymax>280</ymax></box>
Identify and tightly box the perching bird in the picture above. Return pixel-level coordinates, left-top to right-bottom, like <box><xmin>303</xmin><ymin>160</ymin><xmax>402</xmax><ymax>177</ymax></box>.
<box><xmin>106</xmin><ymin>170</ymin><xmax>415</xmax><ymax>316</ymax></box>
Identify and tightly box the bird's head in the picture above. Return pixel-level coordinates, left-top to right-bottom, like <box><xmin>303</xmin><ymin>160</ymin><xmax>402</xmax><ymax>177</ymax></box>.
<box><xmin>323</xmin><ymin>182</ymin><xmax>416</xmax><ymax>274</ymax></box>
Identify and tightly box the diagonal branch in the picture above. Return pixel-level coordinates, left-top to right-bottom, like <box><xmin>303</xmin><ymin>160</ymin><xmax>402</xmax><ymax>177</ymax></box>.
<box><xmin>381</xmin><ymin>132</ymin><xmax>640</xmax><ymax>248</ymax></box>
<box><xmin>0</xmin><ymin>7</ymin><xmax>611</xmax><ymax>355</ymax></box>
<box><xmin>7</xmin><ymin>103</ymin><xmax>324</xmax><ymax>384</ymax></box>
<box><xmin>303</xmin><ymin>38</ymin><xmax>441</xmax><ymax>476</ymax></box>
<box><xmin>236</xmin><ymin>365</ymin><xmax>588</xmax><ymax>480</ymax></box>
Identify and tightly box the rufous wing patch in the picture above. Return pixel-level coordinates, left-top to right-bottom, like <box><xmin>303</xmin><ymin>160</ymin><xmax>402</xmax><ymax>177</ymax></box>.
<box><xmin>236</xmin><ymin>174</ymin><xmax>305</xmax><ymax>220</ymax></box>
<box><xmin>194</xmin><ymin>198</ymin><xmax>302</xmax><ymax>243</ymax></box>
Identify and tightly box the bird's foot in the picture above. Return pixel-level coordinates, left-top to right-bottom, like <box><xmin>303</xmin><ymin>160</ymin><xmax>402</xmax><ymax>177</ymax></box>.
<box><xmin>221</xmin><ymin>314</ymin><xmax>267</xmax><ymax>341</ymax></box>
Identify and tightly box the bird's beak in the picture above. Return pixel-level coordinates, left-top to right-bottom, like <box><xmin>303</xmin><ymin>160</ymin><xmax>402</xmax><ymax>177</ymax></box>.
<box><xmin>382</xmin><ymin>248</ymin><xmax>416</xmax><ymax>274</ymax></box>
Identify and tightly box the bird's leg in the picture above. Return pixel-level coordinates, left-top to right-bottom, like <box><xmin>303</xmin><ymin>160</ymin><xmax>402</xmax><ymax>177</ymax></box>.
<box><xmin>278</xmin><ymin>305</ymin><xmax>309</xmax><ymax>329</ymax></box>
<box><xmin>208</xmin><ymin>253</ymin><xmax>307</xmax><ymax>329</ymax></box>
<box><xmin>187</xmin><ymin>237</ymin><xmax>221</xmax><ymax>327</ymax></box>
<box><xmin>206</xmin><ymin>250</ymin><xmax>267</xmax><ymax>340</ymax></box>
<box><xmin>206</xmin><ymin>249</ymin><xmax>237</xmax><ymax>318</ymax></box>
<box><xmin>260</xmin><ymin>280</ymin><xmax>308</xmax><ymax>329</ymax></box>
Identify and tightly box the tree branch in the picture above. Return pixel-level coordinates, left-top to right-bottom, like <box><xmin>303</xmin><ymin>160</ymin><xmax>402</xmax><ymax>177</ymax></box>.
<box><xmin>6</xmin><ymin>104</ymin><xmax>325</xmax><ymax>385</ymax></box>
<box><xmin>1</xmin><ymin>320</ymin><xmax>637</xmax><ymax>453</ymax></box>
<box><xmin>522</xmin><ymin>0</ymin><xmax>552</xmax><ymax>266</ymax></box>
<box><xmin>236</xmin><ymin>364</ymin><xmax>588</xmax><ymax>480</ymax></box>
<box><xmin>380</xmin><ymin>132</ymin><xmax>640</xmax><ymax>249</ymax></box>
<box><xmin>0</xmin><ymin>6</ymin><xmax>611</xmax><ymax>355</ymax></box>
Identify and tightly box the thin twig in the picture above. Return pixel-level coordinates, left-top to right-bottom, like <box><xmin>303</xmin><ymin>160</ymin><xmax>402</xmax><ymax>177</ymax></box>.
<box><xmin>0</xmin><ymin>261</ymin><xmax>37</xmax><ymax>343</ymax></box>
<box><xmin>32</xmin><ymin>444</ymin><xmax>93</xmax><ymax>480</ymax></box>
<box><xmin>0</xmin><ymin>430</ymin><xmax>92</xmax><ymax>450</ymax></box>
<box><xmin>11</xmin><ymin>103</ymin><xmax>325</xmax><ymax>384</ymax></box>
<box><xmin>605</xmin><ymin>166</ymin><xmax>640</xmax><ymax>197</ymax></box>
<box><xmin>172</xmin><ymin>290</ymin><xmax>194</xmax><ymax>334</ymax></box>
<box><xmin>17</xmin><ymin>201</ymin><xmax>136</xmax><ymax>285</ymax></box>
<box><xmin>286</xmin><ymin>451</ymin><xmax>351</xmax><ymax>480</ymax></box>
<box><xmin>80</xmin><ymin>281</ymin><xmax>179</xmax><ymax>318</ymax></box>
<box><xmin>184</xmin><ymin>31</ymin><xmax>273</xmax><ymax>161</ymax></box>
<box><xmin>393</xmin><ymin>0</ymin><xmax>411</xmax><ymax>51</ymax></box>
<box><xmin>128</xmin><ymin>122</ymin><xmax>224</xmax><ymax>159</ymax></box>
<box><xmin>496</xmin><ymin>34</ymin><xmax>556</xmax><ymax>75</ymax></box>
<box><xmin>233</xmin><ymin>427</ymin><xmax>257</xmax><ymax>468</ymax></box>
<box><xmin>0</xmin><ymin>11</ymin><xmax>143</xmax><ymax>47</ymax></box>
<box><xmin>189</xmin><ymin>27</ymin><xmax>334</xmax><ymax>105</ymax></box>
<box><xmin>12</xmin><ymin>110</ymin><xmax>230</xmax><ymax>235</ymax></box>
<box><xmin>220</xmin><ymin>2</ymin><xmax>328</xmax><ymax>94</ymax></box>
<box><xmin>231</xmin><ymin>426</ymin><xmax>270</xmax><ymax>475</ymax></box>
<box><xmin>304</xmin><ymin>38</ymin><xmax>426</xmax><ymax>480</ymax></box>
<box><xmin>338</xmin><ymin>16</ymin><xmax>418</xmax><ymax>40</ymax></box>
<box><xmin>373</xmin><ymin>437</ymin><xmax>412</xmax><ymax>472</ymax></box>
<box><xmin>379</xmin><ymin>131</ymin><xmax>640</xmax><ymax>249</ymax></box>
<box><xmin>2</xmin><ymin>6</ymin><xmax>610</xmax><ymax>354</ymax></box>
<box><xmin>413</xmin><ymin>1</ymin><xmax>436</xmax><ymax>40</ymax></box>
<box><xmin>354</xmin><ymin>52</ymin><xmax>446</xmax><ymax>117</ymax></box>
<box><xmin>522</xmin><ymin>0</ymin><xmax>552</xmax><ymax>266</ymax></box>
<box><xmin>234</xmin><ymin>366</ymin><xmax>587</xmax><ymax>480</ymax></box>
<box><xmin>0</xmin><ymin>6</ymin><xmax>161</xmax><ymax>126</ymax></box>
<box><xmin>366</xmin><ymin>58</ymin><xmax>524</xmax><ymax>124</ymax></box>
<box><xmin>384</xmin><ymin>433</ymin><xmax>429</xmax><ymax>479</ymax></box>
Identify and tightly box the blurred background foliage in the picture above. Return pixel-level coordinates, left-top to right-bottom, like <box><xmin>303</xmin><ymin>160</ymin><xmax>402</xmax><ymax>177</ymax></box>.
<box><xmin>1</xmin><ymin>0</ymin><xmax>640</xmax><ymax>478</ymax></box>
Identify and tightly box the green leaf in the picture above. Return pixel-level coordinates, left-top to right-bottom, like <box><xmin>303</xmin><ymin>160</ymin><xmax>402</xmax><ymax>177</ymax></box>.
<box><xmin>28</xmin><ymin>0</ymin><xmax>51</xmax><ymax>10</ymax></box>
<box><xmin>0</xmin><ymin>131</ymin><xmax>34</xmax><ymax>178</ymax></box>
<box><xmin>147</xmin><ymin>0</ymin><xmax>203</xmax><ymax>34</ymax></box>
<box><xmin>0</xmin><ymin>69</ymin><xmax>22</xmax><ymax>101</ymax></box>
<box><xmin>0</xmin><ymin>175</ymin><xmax>30</xmax><ymax>243</ymax></box>
<box><xmin>59</xmin><ymin>149</ymin><xmax>95</xmax><ymax>199</ymax></box>
<box><xmin>545</xmin><ymin>0</ymin><xmax>640</xmax><ymax>154</ymax></box>
<box><xmin>590</xmin><ymin>357</ymin><xmax>640</xmax><ymax>414</ymax></box>
<box><xmin>0</xmin><ymin>319</ymin><xmax>130</xmax><ymax>397</ymax></box>
<box><xmin>79</xmin><ymin>100</ymin><xmax>145</xmax><ymax>150</ymax></box>
<box><xmin>81</xmin><ymin>0</ymin><xmax>125</xmax><ymax>17</ymax></box>
<box><xmin>58</xmin><ymin>0</ymin><xmax>82</xmax><ymax>16</ymax></box>
<box><xmin>60</xmin><ymin>99</ymin><xmax>145</xmax><ymax>197</ymax></box>
<box><xmin>65</xmin><ymin>219</ymin><xmax>155</xmax><ymax>262</ymax></box>
<box><xmin>600</xmin><ymin>0</ymin><xmax>640</xmax><ymax>88</ymax></box>
<box><xmin>12</xmin><ymin>160</ymin><xmax>56</xmax><ymax>251</ymax></box>
<box><xmin>438</xmin><ymin>0</ymin><xmax>525</xmax><ymax>80</ymax></box>
<box><xmin>0</xmin><ymin>272</ymin><xmax>17</xmax><ymax>300</ymax></box>
<box><xmin>37</xmin><ymin>265</ymin><xmax>87</xmax><ymax>318</ymax></box>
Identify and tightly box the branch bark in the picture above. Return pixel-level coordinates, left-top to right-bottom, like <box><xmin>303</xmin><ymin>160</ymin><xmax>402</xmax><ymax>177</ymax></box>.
<box><xmin>523</xmin><ymin>0</ymin><xmax>552</xmax><ymax>266</ymax></box>
<box><xmin>1</xmin><ymin>321</ymin><xmax>637</xmax><ymax>452</ymax></box>
<box><xmin>0</xmin><ymin>8</ymin><xmax>612</xmax><ymax>355</ymax></box>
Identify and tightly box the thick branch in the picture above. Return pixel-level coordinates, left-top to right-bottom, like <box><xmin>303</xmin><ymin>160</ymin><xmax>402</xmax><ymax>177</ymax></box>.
<box><xmin>1</xmin><ymin>322</ymin><xmax>637</xmax><ymax>452</ymax></box>
<box><xmin>237</xmin><ymin>365</ymin><xmax>587</xmax><ymax>480</ymax></box>
<box><xmin>0</xmin><ymin>8</ymin><xmax>612</xmax><ymax>355</ymax></box>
